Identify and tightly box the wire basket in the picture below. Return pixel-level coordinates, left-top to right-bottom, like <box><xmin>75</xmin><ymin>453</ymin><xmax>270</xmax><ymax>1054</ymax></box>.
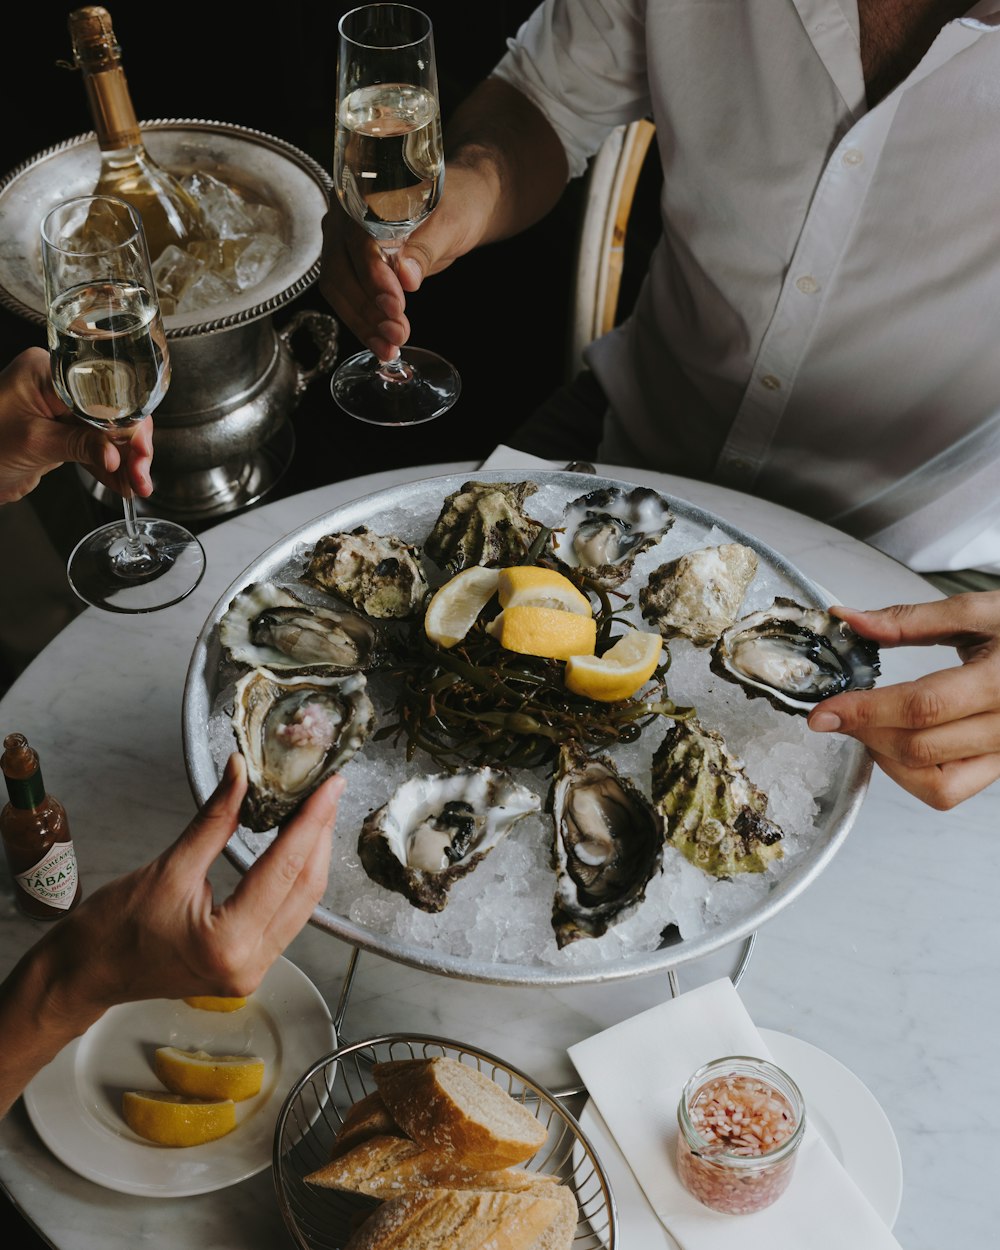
<box><xmin>273</xmin><ymin>1034</ymin><xmax>618</xmax><ymax>1249</ymax></box>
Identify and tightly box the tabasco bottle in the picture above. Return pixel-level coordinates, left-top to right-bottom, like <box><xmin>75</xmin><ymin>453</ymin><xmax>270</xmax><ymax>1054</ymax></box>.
<box><xmin>0</xmin><ymin>733</ymin><xmax>81</xmax><ymax>919</ymax></box>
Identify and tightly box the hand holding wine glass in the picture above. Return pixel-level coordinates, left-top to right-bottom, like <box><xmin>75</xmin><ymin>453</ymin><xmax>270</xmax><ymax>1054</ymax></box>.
<box><xmin>40</xmin><ymin>194</ymin><xmax>205</xmax><ymax>613</ymax></box>
<box><xmin>330</xmin><ymin>3</ymin><xmax>460</xmax><ymax>426</ymax></box>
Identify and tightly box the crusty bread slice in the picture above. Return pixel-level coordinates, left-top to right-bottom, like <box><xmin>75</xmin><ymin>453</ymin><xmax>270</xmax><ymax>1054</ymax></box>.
<box><xmin>372</xmin><ymin>1057</ymin><xmax>547</xmax><ymax>1169</ymax></box>
<box><xmin>330</xmin><ymin>1090</ymin><xmax>404</xmax><ymax>1158</ymax></box>
<box><xmin>304</xmin><ymin>1132</ymin><xmax>564</xmax><ymax>1198</ymax></box>
<box><xmin>342</xmin><ymin>1186</ymin><xmax>574</xmax><ymax>1250</ymax></box>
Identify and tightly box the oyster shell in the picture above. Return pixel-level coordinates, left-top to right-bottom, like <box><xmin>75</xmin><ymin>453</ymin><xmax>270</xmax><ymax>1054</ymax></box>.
<box><xmin>358</xmin><ymin>767</ymin><xmax>541</xmax><ymax>912</ymax></box>
<box><xmin>710</xmin><ymin>597</ymin><xmax>880</xmax><ymax>714</ymax></box>
<box><xmin>551</xmin><ymin>486</ymin><xmax>674</xmax><ymax>588</ymax></box>
<box><xmin>231</xmin><ymin>667</ymin><xmax>375</xmax><ymax>832</ymax></box>
<box><xmin>304</xmin><ymin>526</ymin><xmax>429</xmax><ymax>619</ymax></box>
<box><xmin>651</xmin><ymin>719</ymin><xmax>783</xmax><ymax>878</ymax></box>
<box><xmin>219</xmin><ymin>582</ymin><xmax>381</xmax><ymax>674</ymax></box>
<box><xmin>423</xmin><ymin>480</ymin><xmax>542</xmax><ymax>573</ymax></box>
<box><xmin>548</xmin><ymin>742</ymin><xmax>665</xmax><ymax>947</ymax></box>
<box><xmin>640</xmin><ymin>543</ymin><xmax>759</xmax><ymax>645</ymax></box>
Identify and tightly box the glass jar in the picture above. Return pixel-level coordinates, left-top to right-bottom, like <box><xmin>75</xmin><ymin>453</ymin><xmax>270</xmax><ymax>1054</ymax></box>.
<box><xmin>676</xmin><ymin>1055</ymin><xmax>805</xmax><ymax>1214</ymax></box>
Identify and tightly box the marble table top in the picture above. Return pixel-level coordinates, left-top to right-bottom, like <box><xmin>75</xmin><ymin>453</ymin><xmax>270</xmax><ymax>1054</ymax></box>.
<box><xmin>1</xmin><ymin>459</ymin><xmax>996</xmax><ymax>1249</ymax></box>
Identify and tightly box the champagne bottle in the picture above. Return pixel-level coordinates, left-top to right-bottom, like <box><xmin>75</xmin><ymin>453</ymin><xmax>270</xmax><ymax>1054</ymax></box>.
<box><xmin>1</xmin><ymin>733</ymin><xmax>81</xmax><ymax>919</ymax></box>
<box><xmin>67</xmin><ymin>5</ymin><xmax>205</xmax><ymax>262</ymax></box>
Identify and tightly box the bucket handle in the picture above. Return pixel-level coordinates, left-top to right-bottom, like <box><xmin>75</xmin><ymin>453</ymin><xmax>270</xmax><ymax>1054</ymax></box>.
<box><xmin>278</xmin><ymin>308</ymin><xmax>340</xmax><ymax>395</ymax></box>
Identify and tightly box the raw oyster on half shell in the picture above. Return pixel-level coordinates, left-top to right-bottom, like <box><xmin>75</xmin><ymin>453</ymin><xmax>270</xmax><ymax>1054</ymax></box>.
<box><xmin>423</xmin><ymin>480</ymin><xmax>543</xmax><ymax>574</ymax></box>
<box><xmin>651</xmin><ymin>719</ymin><xmax>783</xmax><ymax>878</ymax></box>
<box><xmin>710</xmin><ymin>597</ymin><xmax>880</xmax><ymax>715</ymax></box>
<box><xmin>231</xmin><ymin>667</ymin><xmax>375</xmax><ymax>832</ymax></box>
<box><xmin>304</xmin><ymin>526</ymin><xmax>429</xmax><ymax>619</ymax></box>
<box><xmin>640</xmin><ymin>543</ymin><xmax>759</xmax><ymax>645</ymax></box>
<box><xmin>219</xmin><ymin>582</ymin><xmax>382</xmax><ymax>675</ymax></box>
<box><xmin>548</xmin><ymin>742</ymin><xmax>666</xmax><ymax>947</ymax></box>
<box><xmin>551</xmin><ymin>486</ymin><xmax>674</xmax><ymax>588</ymax></box>
<box><xmin>358</xmin><ymin>767</ymin><xmax>541</xmax><ymax>912</ymax></box>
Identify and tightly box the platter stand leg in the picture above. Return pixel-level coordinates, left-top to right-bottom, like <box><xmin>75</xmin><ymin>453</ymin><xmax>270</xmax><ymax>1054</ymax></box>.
<box><xmin>328</xmin><ymin>932</ymin><xmax>758</xmax><ymax>1099</ymax></box>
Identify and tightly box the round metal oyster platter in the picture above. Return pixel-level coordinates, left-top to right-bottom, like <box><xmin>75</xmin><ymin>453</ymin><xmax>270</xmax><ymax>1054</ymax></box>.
<box><xmin>183</xmin><ymin>470</ymin><xmax>871</xmax><ymax>987</ymax></box>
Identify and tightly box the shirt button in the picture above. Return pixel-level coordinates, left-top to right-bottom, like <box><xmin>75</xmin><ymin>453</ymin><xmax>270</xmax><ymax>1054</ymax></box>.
<box><xmin>842</xmin><ymin>148</ymin><xmax>864</xmax><ymax>166</ymax></box>
<box><xmin>760</xmin><ymin>374</ymin><xmax>782</xmax><ymax>390</ymax></box>
<box><xmin>795</xmin><ymin>275</ymin><xmax>820</xmax><ymax>294</ymax></box>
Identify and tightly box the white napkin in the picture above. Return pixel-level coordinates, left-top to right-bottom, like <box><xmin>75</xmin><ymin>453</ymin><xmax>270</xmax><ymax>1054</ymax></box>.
<box><xmin>568</xmin><ymin>978</ymin><xmax>903</xmax><ymax>1250</ymax></box>
<box><xmin>478</xmin><ymin>444</ymin><xmax>561</xmax><ymax>471</ymax></box>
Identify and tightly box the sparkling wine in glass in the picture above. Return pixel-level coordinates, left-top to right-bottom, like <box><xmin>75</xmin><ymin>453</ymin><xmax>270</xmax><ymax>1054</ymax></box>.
<box><xmin>40</xmin><ymin>194</ymin><xmax>205</xmax><ymax>613</ymax></box>
<box><xmin>331</xmin><ymin>3</ymin><xmax>461</xmax><ymax>425</ymax></box>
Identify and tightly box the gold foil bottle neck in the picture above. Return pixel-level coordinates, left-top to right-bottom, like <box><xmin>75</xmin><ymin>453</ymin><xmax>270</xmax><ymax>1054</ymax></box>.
<box><xmin>68</xmin><ymin>6</ymin><xmax>120</xmax><ymax>73</ymax></box>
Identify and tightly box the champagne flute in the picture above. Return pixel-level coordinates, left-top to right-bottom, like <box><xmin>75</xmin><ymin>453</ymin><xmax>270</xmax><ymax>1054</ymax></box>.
<box><xmin>40</xmin><ymin>194</ymin><xmax>206</xmax><ymax>614</ymax></box>
<box><xmin>331</xmin><ymin>3</ymin><xmax>461</xmax><ymax>425</ymax></box>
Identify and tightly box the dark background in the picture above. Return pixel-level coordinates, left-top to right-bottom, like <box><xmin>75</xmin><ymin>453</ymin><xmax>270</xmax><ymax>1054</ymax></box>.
<box><xmin>1</xmin><ymin>1</ymin><xmax>586</xmax><ymax>505</ymax></box>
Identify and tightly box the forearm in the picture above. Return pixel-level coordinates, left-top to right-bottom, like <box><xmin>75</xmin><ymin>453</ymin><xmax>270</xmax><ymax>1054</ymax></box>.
<box><xmin>0</xmin><ymin>927</ymin><xmax>105</xmax><ymax>1119</ymax></box>
<box><xmin>445</xmin><ymin>76</ymin><xmax>569</xmax><ymax>245</ymax></box>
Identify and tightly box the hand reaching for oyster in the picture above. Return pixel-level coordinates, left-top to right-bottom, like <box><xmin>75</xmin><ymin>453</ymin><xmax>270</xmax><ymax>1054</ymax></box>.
<box><xmin>806</xmin><ymin>595</ymin><xmax>1000</xmax><ymax>810</ymax></box>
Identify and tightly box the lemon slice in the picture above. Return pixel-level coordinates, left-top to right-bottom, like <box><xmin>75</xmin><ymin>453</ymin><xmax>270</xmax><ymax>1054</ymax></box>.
<box><xmin>182</xmin><ymin>995</ymin><xmax>247</xmax><ymax>1012</ymax></box>
<box><xmin>564</xmin><ymin>628</ymin><xmax>663</xmax><ymax>702</ymax></box>
<box><xmin>121</xmin><ymin>1090</ymin><xmax>237</xmax><ymax>1147</ymax></box>
<box><xmin>154</xmin><ymin>1046</ymin><xmax>266</xmax><ymax>1102</ymax></box>
<box><xmin>424</xmin><ymin>566</ymin><xmax>500</xmax><ymax>647</ymax></box>
<box><xmin>497</xmin><ymin>566</ymin><xmax>591</xmax><ymax>615</ymax></box>
<box><xmin>490</xmin><ymin>604</ymin><xmax>597</xmax><ymax>660</ymax></box>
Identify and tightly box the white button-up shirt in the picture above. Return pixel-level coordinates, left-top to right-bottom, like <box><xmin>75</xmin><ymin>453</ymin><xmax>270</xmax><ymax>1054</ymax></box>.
<box><xmin>494</xmin><ymin>0</ymin><xmax>1000</xmax><ymax>572</ymax></box>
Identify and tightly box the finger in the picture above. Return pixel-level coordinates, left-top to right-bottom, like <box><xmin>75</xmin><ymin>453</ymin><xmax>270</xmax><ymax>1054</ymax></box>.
<box><xmin>869</xmin><ymin>746</ymin><xmax>1000</xmax><ymax>810</ymax></box>
<box><xmin>125</xmin><ymin>418</ymin><xmax>154</xmax><ymax>496</ymax></box>
<box><xmin>164</xmin><ymin>754</ymin><xmax>248</xmax><ymax>879</ymax></box>
<box><xmin>832</xmin><ymin>596</ymin><xmax>1000</xmax><ymax>650</ymax></box>
<box><xmin>831</xmin><ymin>707</ymin><xmax>1000</xmax><ymax>772</ymax></box>
<box><xmin>224</xmin><ymin>773</ymin><xmax>343</xmax><ymax>937</ymax></box>
<box><xmin>809</xmin><ymin>660</ymin><xmax>1000</xmax><ymax>735</ymax></box>
<box><xmin>258</xmin><ymin>794</ymin><xmax>336</xmax><ymax>954</ymax></box>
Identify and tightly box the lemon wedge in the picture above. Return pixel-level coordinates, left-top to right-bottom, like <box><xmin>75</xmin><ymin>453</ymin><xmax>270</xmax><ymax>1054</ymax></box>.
<box><xmin>154</xmin><ymin>1046</ymin><xmax>266</xmax><ymax>1102</ymax></box>
<box><xmin>497</xmin><ymin>566</ymin><xmax>591</xmax><ymax>615</ymax></box>
<box><xmin>564</xmin><ymin>628</ymin><xmax>663</xmax><ymax>702</ymax></box>
<box><xmin>490</xmin><ymin>603</ymin><xmax>597</xmax><ymax>660</ymax></box>
<box><xmin>121</xmin><ymin>1090</ymin><xmax>237</xmax><ymax>1147</ymax></box>
<box><xmin>424</xmin><ymin>566</ymin><xmax>500</xmax><ymax>647</ymax></box>
<box><xmin>182</xmin><ymin>995</ymin><xmax>247</xmax><ymax>1012</ymax></box>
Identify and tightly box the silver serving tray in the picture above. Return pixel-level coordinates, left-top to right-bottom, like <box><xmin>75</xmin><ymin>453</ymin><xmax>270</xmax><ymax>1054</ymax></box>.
<box><xmin>183</xmin><ymin>470</ymin><xmax>871</xmax><ymax>987</ymax></box>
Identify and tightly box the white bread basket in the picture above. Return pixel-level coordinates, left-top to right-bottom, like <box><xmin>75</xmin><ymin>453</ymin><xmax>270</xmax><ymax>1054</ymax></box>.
<box><xmin>272</xmin><ymin>1034</ymin><xmax>617</xmax><ymax>1249</ymax></box>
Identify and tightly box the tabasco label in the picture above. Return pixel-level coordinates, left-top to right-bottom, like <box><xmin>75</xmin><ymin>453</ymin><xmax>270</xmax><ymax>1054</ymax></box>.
<box><xmin>15</xmin><ymin>840</ymin><xmax>79</xmax><ymax>911</ymax></box>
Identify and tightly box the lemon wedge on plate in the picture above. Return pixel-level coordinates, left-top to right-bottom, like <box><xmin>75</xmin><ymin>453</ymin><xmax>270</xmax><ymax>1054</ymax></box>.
<box><xmin>424</xmin><ymin>566</ymin><xmax>500</xmax><ymax>647</ymax></box>
<box><xmin>182</xmin><ymin>995</ymin><xmax>247</xmax><ymax>1012</ymax></box>
<box><xmin>154</xmin><ymin>1046</ymin><xmax>266</xmax><ymax>1102</ymax></box>
<box><xmin>491</xmin><ymin>603</ymin><xmax>597</xmax><ymax>661</ymax></box>
<box><xmin>565</xmin><ymin>628</ymin><xmax>663</xmax><ymax>702</ymax></box>
<box><xmin>121</xmin><ymin>1090</ymin><xmax>237</xmax><ymax>1147</ymax></box>
<box><xmin>497</xmin><ymin>566</ymin><xmax>591</xmax><ymax>614</ymax></box>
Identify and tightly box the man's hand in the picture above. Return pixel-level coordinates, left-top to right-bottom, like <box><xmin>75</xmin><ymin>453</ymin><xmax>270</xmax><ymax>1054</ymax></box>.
<box><xmin>0</xmin><ymin>346</ymin><xmax>153</xmax><ymax>505</ymax></box>
<box><xmin>807</xmin><ymin>594</ymin><xmax>1000</xmax><ymax>809</ymax></box>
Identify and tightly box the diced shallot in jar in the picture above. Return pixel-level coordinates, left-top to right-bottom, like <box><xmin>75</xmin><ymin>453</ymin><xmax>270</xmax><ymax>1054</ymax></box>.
<box><xmin>676</xmin><ymin>1057</ymin><xmax>805</xmax><ymax>1214</ymax></box>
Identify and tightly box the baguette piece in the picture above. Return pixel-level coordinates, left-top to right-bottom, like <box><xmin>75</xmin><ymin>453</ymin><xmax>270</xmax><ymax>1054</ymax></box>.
<box><xmin>342</xmin><ymin>1186</ymin><xmax>574</xmax><ymax>1250</ymax></box>
<box><xmin>331</xmin><ymin>1091</ymin><xmax>404</xmax><ymax>1158</ymax></box>
<box><xmin>304</xmin><ymin>1133</ymin><xmax>562</xmax><ymax>1198</ymax></box>
<box><xmin>372</xmin><ymin>1058</ymin><xmax>547</xmax><ymax>1169</ymax></box>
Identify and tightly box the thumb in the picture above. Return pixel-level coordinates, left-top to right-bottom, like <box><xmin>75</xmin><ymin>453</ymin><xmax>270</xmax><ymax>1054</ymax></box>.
<box><xmin>63</xmin><ymin>423</ymin><xmax>120</xmax><ymax>477</ymax></box>
<box><xmin>396</xmin><ymin>254</ymin><xmax>424</xmax><ymax>291</ymax></box>
<box><xmin>166</xmin><ymin>754</ymin><xmax>248</xmax><ymax>876</ymax></box>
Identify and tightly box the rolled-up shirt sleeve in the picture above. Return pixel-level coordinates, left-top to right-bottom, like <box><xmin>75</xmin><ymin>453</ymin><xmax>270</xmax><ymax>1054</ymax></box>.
<box><xmin>491</xmin><ymin>0</ymin><xmax>651</xmax><ymax>179</ymax></box>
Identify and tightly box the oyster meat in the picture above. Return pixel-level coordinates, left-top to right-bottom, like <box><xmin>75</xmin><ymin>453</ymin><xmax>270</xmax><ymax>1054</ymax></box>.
<box><xmin>231</xmin><ymin>667</ymin><xmax>375</xmax><ymax>832</ymax></box>
<box><xmin>304</xmin><ymin>526</ymin><xmax>429</xmax><ymax>619</ymax></box>
<box><xmin>219</xmin><ymin>581</ymin><xmax>381</xmax><ymax>674</ymax></box>
<box><xmin>710</xmin><ymin>597</ymin><xmax>880</xmax><ymax>714</ymax></box>
<box><xmin>359</xmin><ymin>767</ymin><xmax>541</xmax><ymax>912</ymax></box>
<box><xmin>651</xmin><ymin>718</ymin><xmax>783</xmax><ymax>878</ymax></box>
<box><xmin>423</xmin><ymin>480</ymin><xmax>543</xmax><ymax>573</ymax></box>
<box><xmin>640</xmin><ymin>543</ymin><xmax>759</xmax><ymax>645</ymax></box>
<box><xmin>551</xmin><ymin>486</ymin><xmax>674</xmax><ymax>588</ymax></box>
<box><xmin>548</xmin><ymin>742</ymin><xmax>666</xmax><ymax>947</ymax></box>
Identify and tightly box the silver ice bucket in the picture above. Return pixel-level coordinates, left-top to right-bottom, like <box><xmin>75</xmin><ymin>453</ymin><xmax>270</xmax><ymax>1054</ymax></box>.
<box><xmin>0</xmin><ymin>119</ymin><xmax>337</xmax><ymax>521</ymax></box>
